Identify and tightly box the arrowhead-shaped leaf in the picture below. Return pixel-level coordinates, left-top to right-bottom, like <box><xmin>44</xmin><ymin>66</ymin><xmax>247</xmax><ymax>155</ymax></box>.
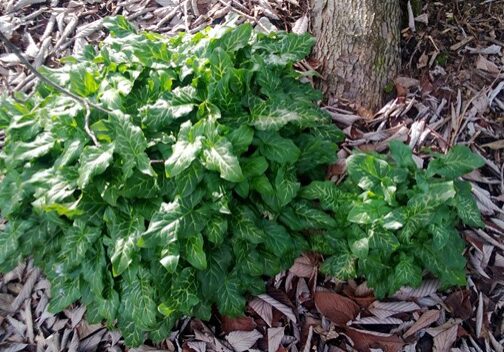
<box><xmin>183</xmin><ymin>233</ymin><xmax>207</xmax><ymax>270</ymax></box>
<box><xmin>121</xmin><ymin>269</ymin><xmax>157</xmax><ymax>331</ymax></box>
<box><xmin>256</xmin><ymin>131</ymin><xmax>300</xmax><ymax>164</ymax></box>
<box><xmin>109</xmin><ymin>111</ymin><xmax>154</xmax><ymax>178</ymax></box>
<box><xmin>203</xmin><ymin>137</ymin><xmax>244</xmax><ymax>182</ymax></box>
<box><xmin>393</xmin><ymin>254</ymin><xmax>422</xmax><ymax>289</ymax></box>
<box><xmin>165</xmin><ymin>124</ymin><xmax>203</xmax><ymax>177</ymax></box>
<box><xmin>106</xmin><ymin>209</ymin><xmax>145</xmax><ymax>277</ymax></box>
<box><xmin>217</xmin><ymin>276</ymin><xmax>246</xmax><ymax>317</ymax></box>
<box><xmin>427</xmin><ymin>145</ymin><xmax>485</xmax><ymax>179</ymax></box>
<box><xmin>78</xmin><ymin>143</ymin><xmax>115</xmax><ymax>188</ymax></box>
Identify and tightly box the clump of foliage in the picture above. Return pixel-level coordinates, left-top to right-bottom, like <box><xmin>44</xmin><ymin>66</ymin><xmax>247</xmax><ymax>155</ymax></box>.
<box><xmin>0</xmin><ymin>17</ymin><xmax>344</xmax><ymax>345</ymax></box>
<box><xmin>303</xmin><ymin>141</ymin><xmax>485</xmax><ymax>298</ymax></box>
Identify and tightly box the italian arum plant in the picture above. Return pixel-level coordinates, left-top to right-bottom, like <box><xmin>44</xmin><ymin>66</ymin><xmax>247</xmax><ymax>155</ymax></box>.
<box><xmin>303</xmin><ymin>141</ymin><xmax>485</xmax><ymax>298</ymax></box>
<box><xmin>0</xmin><ymin>17</ymin><xmax>344</xmax><ymax>345</ymax></box>
<box><xmin>0</xmin><ymin>15</ymin><xmax>485</xmax><ymax>346</ymax></box>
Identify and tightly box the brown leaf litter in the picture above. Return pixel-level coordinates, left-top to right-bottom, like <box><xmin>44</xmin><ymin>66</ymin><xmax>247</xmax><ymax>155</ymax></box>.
<box><xmin>1</xmin><ymin>0</ymin><xmax>504</xmax><ymax>351</ymax></box>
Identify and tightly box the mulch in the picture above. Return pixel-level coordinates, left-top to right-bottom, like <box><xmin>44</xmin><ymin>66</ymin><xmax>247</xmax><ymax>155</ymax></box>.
<box><xmin>0</xmin><ymin>0</ymin><xmax>503</xmax><ymax>351</ymax></box>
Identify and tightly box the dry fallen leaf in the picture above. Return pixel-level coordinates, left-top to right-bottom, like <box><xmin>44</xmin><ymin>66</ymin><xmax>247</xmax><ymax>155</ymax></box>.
<box><xmin>257</xmin><ymin>294</ymin><xmax>297</xmax><ymax>323</ymax></box>
<box><xmin>432</xmin><ymin>325</ymin><xmax>458</xmax><ymax>351</ymax></box>
<box><xmin>444</xmin><ymin>290</ymin><xmax>473</xmax><ymax>320</ymax></box>
<box><xmin>403</xmin><ymin>310</ymin><xmax>440</xmax><ymax>338</ymax></box>
<box><xmin>221</xmin><ymin>316</ymin><xmax>257</xmax><ymax>334</ymax></box>
<box><xmin>345</xmin><ymin>328</ymin><xmax>404</xmax><ymax>352</ymax></box>
<box><xmin>289</xmin><ymin>255</ymin><xmax>317</xmax><ymax>278</ymax></box>
<box><xmin>249</xmin><ymin>297</ymin><xmax>273</xmax><ymax>327</ymax></box>
<box><xmin>475</xmin><ymin>55</ymin><xmax>500</xmax><ymax>74</ymax></box>
<box><xmin>291</xmin><ymin>15</ymin><xmax>308</xmax><ymax>34</ymax></box>
<box><xmin>225</xmin><ymin>330</ymin><xmax>263</xmax><ymax>352</ymax></box>
<box><xmin>314</xmin><ymin>290</ymin><xmax>359</xmax><ymax>326</ymax></box>
<box><xmin>267</xmin><ymin>327</ymin><xmax>284</xmax><ymax>352</ymax></box>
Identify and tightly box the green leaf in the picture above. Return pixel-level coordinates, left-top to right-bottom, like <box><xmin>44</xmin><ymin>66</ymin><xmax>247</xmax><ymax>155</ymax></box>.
<box><xmin>408</xmin><ymin>181</ymin><xmax>456</xmax><ymax>213</ymax></box>
<box><xmin>232</xmin><ymin>206</ymin><xmax>266</xmax><ymax>244</ymax></box>
<box><xmin>320</xmin><ymin>253</ymin><xmax>357</xmax><ymax>280</ymax></box>
<box><xmin>120</xmin><ymin>171</ymin><xmax>159</xmax><ymax>199</ymax></box>
<box><xmin>348</xmin><ymin>200</ymin><xmax>390</xmax><ymax>225</ymax></box>
<box><xmin>160</xmin><ymin>242</ymin><xmax>180</xmax><ymax>273</ymax></box>
<box><xmin>241</xmin><ymin>156</ymin><xmax>268</xmax><ymax>178</ymax></box>
<box><xmin>197</xmin><ymin>246</ymin><xmax>233</xmax><ymax>300</ymax></box>
<box><xmin>203</xmin><ymin>217</ymin><xmax>228</xmax><ymax>245</ymax></box>
<box><xmin>427</xmin><ymin>145</ymin><xmax>485</xmax><ymax>178</ymax></box>
<box><xmin>261</xmin><ymin>221</ymin><xmax>293</xmax><ymax>256</ymax></box>
<box><xmin>70</xmin><ymin>66</ymin><xmax>99</xmax><ymax>96</ymax></box>
<box><xmin>368</xmin><ymin>230</ymin><xmax>400</xmax><ymax>254</ymax></box>
<box><xmin>106</xmin><ymin>209</ymin><xmax>145</xmax><ymax>277</ymax></box>
<box><xmin>121</xmin><ymin>268</ymin><xmax>157</xmax><ymax>330</ymax></box>
<box><xmin>7</xmin><ymin>132</ymin><xmax>54</xmax><ymax>166</ymax></box>
<box><xmin>0</xmin><ymin>171</ymin><xmax>26</xmax><ymax>218</ymax></box>
<box><xmin>350</xmin><ymin>237</ymin><xmax>369</xmax><ymax>259</ymax></box>
<box><xmin>428</xmin><ymin>224</ymin><xmax>456</xmax><ymax>250</ymax></box>
<box><xmin>393</xmin><ymin>254</ymin><xmax>422</xmax><ymax>289</ymax></box>
<box><xmin>48</xmin><ymin>277</ymin><xmax>82</xmax><ymax>313</ymax></box>
<box><xmin>103</xmin><ymin>16</ymin><xmax>137</xmax><ymax>37</ymax></box>
<box><xmin>346</xmin><ymin>153</ymin><xmax>390</xmax><ymax>188</ymax></box>
<box><xmin>141</xmin><ymin>196</ymin><xmax>209</xmax><ymax>247</ymax></box>
<box><xmin>78</xmin><ymin>143</ymin><xmax>115</xmax><ymax>188</ymax></box>
<box><xmin>109</xmin><ymin>111</ymin><xmax>154</xmax><ymax>178</ymax></box>
<box><xmin>183</xmin><ymin>233</ymin><xmax>207</xmax><ymax>270</ymax></box>
<box><xmin>300</xmin><ymin>181</ymin><xmax>341</xmax><ymax>212</ymax></box>
<box><xmin>140</xmin><ymin>86</ymin><xmax>198</xmax><ymax>131</ymax></box>
<box><xmin>118</xmin><ymin>319</ymin><xmax>144</xmax><ymax>347</ymax></box>
<box><xmin>149</xmin><ymin>318</ymin><xmax>176</xmax><ymax>343</ymax></box>
<box><xmin>211</xmin><ymin>23</ymin><xmax>252</xmax><ymax>52</ymax></box>
<box><xmin>233</xmin><ymin>240</ymin><xmax>264</xmax><ymax>276</ymax></box>
<box><xmin>273</xmin><ymin>166</ymin><xmax>301</xmax><ymax>208</ymax></box>
<box><xmin>310</xmin><ymin>232</ymin><xmax>346</xmax><ymax>256</ymax></box>
<box><xmin>81</xmin><ymin>244</ymin><xmax>107</xmax><ymax>296</ymax></box>
<box><xmin>55</xmin><ymin>138</ymin><xmax>85</xmax><ymax>168</ymax></box>
<box><xmin>63</xmin><ymin>220</ymin><xmax>101</xmax><ymax>264</ymax></box>
<box><xmin>296</xmin><ymin>134</ymin><xmax>338</xmax><ymax>173</ymax></box>
<box><xmin>0</xmin><ymin>221</ymin><xmax>32</xmax><ymax>267</ymax></box>
<box><xmin>158</xmin><ymin>267</ymin><xmax>200</xmax><ymax>316</ymax></box>
<box><xmin>382</xmin><ymin>210</ymin><xmax>405</xmax><ymax>230</ymax></box>
<box><xmin>255</xmin><ymin>32</ymin><xmax>316</xmax><ymax>65</ymax></box>
<box><xmin>453</xmin><ymin>180</ymin><xmax>484</xmax><ymax>227</ymax></box>
<box><xmin>140</xmin><ymin>98</ymin><xmax>194</xmax><ymax>132</ymax></box>
<box><xmin>165</xmin><ymin>123</ymin><xmax>203</xmax><ymax>177</ymax></box>
<box><xmin>389</xmin><ymin>140</ymin><xmax>415</xmax><ymax>168</ymax></box>
<box><xmin>227</xmin><ymin>125</ymin><xmax>254</xmax><ymax>155</ymax></box>
<box><xmin>251</xmin><ymin>100</ymin><xmax>303</xmax><ymax>131</ymax></box>
<box><xmin>208</xmin><ymin>47</ymin><xmax>233</xmax><ymax>80</ymax></box>
<box><xmin>175</xmin><ymin>162</ymin><xmax>205</xmax><ymax>197</ymax></box>
<box><xmin>284</xmin><ymin>202</ymin><xmax>337</xmax><ymax>230</ymax></box>
<box><xmin>217</xmin><ymin>276</ymin><xmax>246</xmax><ymax>317</ymax></box>
<box><xmin>234</xmin><ymin>180</ymin><xmax>249</xmax><ymax>198</ymax></box>
<box><xmin>203</xmin><ymin>137</ymin><xmax>244</xmax><ymax>182</ymax></box>
<box><xmin>251</xmin><ymin>175</ymin><xmax>274</xmax><ymax>195</ymax></box>
<box><xmin>77</xmin><ymin>190</ymin><xmax>108</xmax><ymax>225</ymax></box>
<box><xmin>256</xmin><ymin>131</ymin><xmax>300</xmax><ymax>164</ymax></box>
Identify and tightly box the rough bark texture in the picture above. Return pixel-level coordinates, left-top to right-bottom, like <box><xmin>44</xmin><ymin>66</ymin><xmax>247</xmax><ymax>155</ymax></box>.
<box><xmin>310</xmin><ymin>0</ymin><xmax>401</xmax><ymax>110</ymax></box>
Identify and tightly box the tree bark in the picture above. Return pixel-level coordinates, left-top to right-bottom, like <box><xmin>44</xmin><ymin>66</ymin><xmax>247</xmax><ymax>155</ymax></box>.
<box><xmin>310</xmin><ymin>0</ymin><xmax>401</xmax><ymax>111</ymax></box>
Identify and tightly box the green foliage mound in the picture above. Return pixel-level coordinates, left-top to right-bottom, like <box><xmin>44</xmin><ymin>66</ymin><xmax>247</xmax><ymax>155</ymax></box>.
<box><xmin>0</xmin><ymin>17</ymin><xmax>344</xmax><ymax>345</ymax></box>
<box><xmin>303</xmin><ymin>142</ymin><xmax>485</xmax><ymax>298</ymax></box>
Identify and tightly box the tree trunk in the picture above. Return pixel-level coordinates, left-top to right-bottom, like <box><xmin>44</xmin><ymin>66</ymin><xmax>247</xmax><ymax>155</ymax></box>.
<box><xmin>310</xmin><ymin>0</ymin><xmax>401</xmax><ymax>111</ymax></box>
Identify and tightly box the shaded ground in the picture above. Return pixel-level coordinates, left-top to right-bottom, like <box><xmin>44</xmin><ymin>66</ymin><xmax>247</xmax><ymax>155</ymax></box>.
<box><xmin>1</xmin><ymin>0</ymin><xmax>504</xmax><ymax>351</ymax></box>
